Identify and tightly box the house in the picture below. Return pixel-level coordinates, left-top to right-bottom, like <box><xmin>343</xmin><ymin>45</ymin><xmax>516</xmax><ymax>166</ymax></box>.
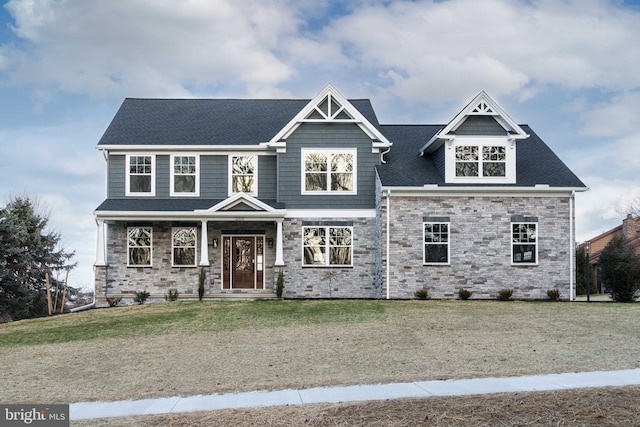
<box><xmin>579</xmin><ymin>215</ymin><xmax>640</xmax><ymax>293</ymax></box>
<box><xmin>93</xmin><ymin>83</ymin><xmax>587</xmax><ymax>305</ymax></box>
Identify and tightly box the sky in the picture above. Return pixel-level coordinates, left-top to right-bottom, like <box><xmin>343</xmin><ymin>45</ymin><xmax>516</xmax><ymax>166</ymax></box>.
<box><xmin>1</xmin><ymin>0</ymin><xmax>640</xmax><ymax>291</ymax></box>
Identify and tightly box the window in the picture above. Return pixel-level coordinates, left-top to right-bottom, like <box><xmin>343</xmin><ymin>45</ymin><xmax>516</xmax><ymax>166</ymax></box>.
<box><xmin>230</xmin><ymin>155</ymin><xmax>256</xmax><ymax>195</ymax></box>
<box><xmin>127</xmin><ymin>155</ymin><xmax>154</xmax><ymax>195</ymax></box>
<box><xmin>127</xmin><ymin>227</ymin><xmax>152</xmax><ymax>266</ymax></box>
<box><xmin>171</xmin><ymin>155</ymin><xmax>198</xmax><ymax>196</ymax></box>
<box><xmin>172</xmin><ymin>227</ymin><xmax>197</xmax><ymax>267</ymax></box>
<box><xmin>303</xmin><ymin>150</ymin><xmax>355</xmax><ymax>193</ymax></box>
<box><xmin>303</xmin><ymin>226</ymin><xmax>353</xmax><ymax>266</ymax></box>
<box><xmin>512</xmin><ymin>222</ymin><xmax>537</xmax><ymax>264</ymax></box>
<box><xmin>423</xmin><ymin>222</ymin><xmax>449</xmax><ymax>264</ymax></box>
<box><xmin>455</xmin><ymin>145</ymin><xmax>506</xmax><ymax>177</ymax></box>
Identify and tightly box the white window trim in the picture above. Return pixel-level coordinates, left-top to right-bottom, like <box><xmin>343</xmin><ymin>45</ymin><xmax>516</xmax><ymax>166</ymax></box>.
<box><xmin>511</xmin><ymin>222</ymin><xmax>538</xmax><ymax>266</ymax></box>
<box><xmin>444</xmin><ymin>137</ymin><xmax>516</xmax><ymax>184</ymax></box>
<box><xmin>423</xmin><ymin>222</ymin><xmax>450</xmax><ymax>266</ymax></box>
<box><xmin>302</xmin><ymin>225</ymin><xmax>354</xmax><ymax>267</ymax></box>
<box><xmin>228</xmin><ymin>155</ymin><xmax>258</xmax><ymax>196</ymax></box>
<box><xmin>301</xmin><ymin>148</ymin><xmax>357</xmax><ymax>195</ymax></box>
<box><xmin>126</xmin><ymin>154</ymin><xmax>156</xmax><ymax>196</ymax></box>
<box><xmin>171</xmin><ymin>227</ymin><xmax>198</xmax><ymax>267</ymax></box>
<box><xmin>127</xmin><ymin>226</ymin><xmax>153</xmax><ymax>267</ymax></box>
<box><xmin>170</xmin><ymin>155</ymin><xmax>200</xmax><ymax>197</ymax></box>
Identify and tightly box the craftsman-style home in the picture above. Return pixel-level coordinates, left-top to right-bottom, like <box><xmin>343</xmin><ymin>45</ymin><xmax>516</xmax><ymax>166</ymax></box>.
<box><xmin>93</xmin><ymin>84</ymin><xmax>587</xmax><ymax>304</ymax></box>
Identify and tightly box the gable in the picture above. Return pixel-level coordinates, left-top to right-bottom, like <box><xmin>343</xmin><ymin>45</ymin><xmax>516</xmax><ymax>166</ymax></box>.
<box><xmin>453</xmin><ymin>116</ymin><xmax>507</xmax><ymax>136</ymax></box>
<box><xmin>267</xmin><ymin>83</ymin><xmax>391</xmax><ymax>150</ymax></box>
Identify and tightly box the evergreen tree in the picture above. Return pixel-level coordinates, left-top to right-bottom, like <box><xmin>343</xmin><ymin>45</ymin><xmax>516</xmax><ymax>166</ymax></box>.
<box><xmin>575</xmin><ymin>246</ymin><xmax>597</xmax><ymax>295</ymax></box>
<box><xmin>597</xmin><ymin>235</ymin><xmax>640</xmax><ymax>302</ymax></box>
<box><xmin>0</xmin><ymin>197</ymin><xmax>76</xmax><ymax>321</ymax></box>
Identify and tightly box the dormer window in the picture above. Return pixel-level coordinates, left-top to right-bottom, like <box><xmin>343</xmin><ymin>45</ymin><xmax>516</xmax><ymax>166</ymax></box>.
<box><xmin>455</xmin><ymin>145</ymin><xmax>506</xmax><ymax>177</ymax></box>
<box><xmin>445</xmin><ymin>138</ymin><xmax>515</xmax><ymax>184</ymax></box>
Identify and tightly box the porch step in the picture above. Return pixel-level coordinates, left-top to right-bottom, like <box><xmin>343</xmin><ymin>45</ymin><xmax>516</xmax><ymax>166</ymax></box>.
<box><xmin>205</xmin><ymin>291</ymin><xmax>278</xmax><ymax>301</ymax></box>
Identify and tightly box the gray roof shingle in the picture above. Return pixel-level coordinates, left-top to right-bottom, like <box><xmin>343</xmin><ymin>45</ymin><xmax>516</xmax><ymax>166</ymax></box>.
<box><xmin>97</xmin><ymin>98</ymin><xmax>381</xmax><ymax>146</ymax></box>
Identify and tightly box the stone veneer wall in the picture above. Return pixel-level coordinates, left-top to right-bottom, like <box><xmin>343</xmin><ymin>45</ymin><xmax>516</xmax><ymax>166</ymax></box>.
<box><xmin>96</xmin><ymin>221</ymin><xmax>278</xmax><ymax>306</ymax></box>
<box><xmin>280</xmin><ymin>217</ymin><xmax>378</xmax><ymax>298</ymax></box>
<box><xmin>380</xmin><ymin>195</ymin><xmax>574</xmax><ymax>300</ymax></box>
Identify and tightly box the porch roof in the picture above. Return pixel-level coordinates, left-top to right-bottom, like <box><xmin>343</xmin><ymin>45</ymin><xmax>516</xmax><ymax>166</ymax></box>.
<box><xmin>95</xmin><ymin>198</ymin><xmax>285</xmax><ymax>213</ymax></box>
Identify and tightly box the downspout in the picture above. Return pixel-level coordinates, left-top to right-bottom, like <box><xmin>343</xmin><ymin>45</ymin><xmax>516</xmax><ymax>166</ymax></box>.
<box><xmin>70</xmin><ymin>293</ymin><xmax>95</xmax><ymax>312</ymax></box>
<box><xmin>569</xmin><ymin>191</ymin><xmax>575</xmax><ymax>301</ymax></box>
<box><xmin>386</xmin><ymin>189</ymin><xmax>391</xmax><ymax>299</ymax></box>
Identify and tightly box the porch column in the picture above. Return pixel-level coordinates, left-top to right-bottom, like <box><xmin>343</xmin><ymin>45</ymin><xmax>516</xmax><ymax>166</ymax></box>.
<box><xmin>275</xmin><ymin>219</ymin><xmax>285</xmax><ymax>266</ymax></box>
<box><xmin>200</xmin><ymin>220</ymin><xmax>210</xmax><ymax>266</ymax></box>
<box><xmin>95</xmin><ymin>219</ymin><xmax>106</xmax><ymax>267</ymax></box>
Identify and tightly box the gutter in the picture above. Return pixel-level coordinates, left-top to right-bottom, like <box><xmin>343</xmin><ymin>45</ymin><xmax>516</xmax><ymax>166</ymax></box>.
<box><xmin>569</xmin><ymin>191</ymin><xmax>575</xmax><ymax>301</ymax></box>
<box><xmin>386</xmin><ymin>189</ymin><xmax>391</xmax><ymax>300</ymax></box>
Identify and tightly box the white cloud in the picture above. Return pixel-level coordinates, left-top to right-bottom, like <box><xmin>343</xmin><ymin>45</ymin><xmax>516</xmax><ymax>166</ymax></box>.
<box><xmin>580</xmin><ymin>91</ymin><xmax>640</xmax><ymax>137</ymax></box>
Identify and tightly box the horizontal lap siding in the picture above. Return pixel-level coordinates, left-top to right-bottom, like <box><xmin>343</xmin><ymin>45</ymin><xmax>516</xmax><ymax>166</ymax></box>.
<box><xmin>201</xmin><ymin>155</ymin><xmax>227</xmax><ymax>199</ymax></box>
<box><xmin>108</xmin><ymin>155</ymin><xmax>125</xmax><ymax>198</ymax></box>
<box><xmin>258</xmin><ymin>156</ymin><xmax>277</xmax><ymax>199</ymax></box>
<box><xmin>156</xmin><ymin>155</ymin><xmax>169</xmax><ymax>197</ymax></box>
<box><xmin>278</xmin><ymin>123</ymin><xmax>379</xmax><ymax>209</ymax></box>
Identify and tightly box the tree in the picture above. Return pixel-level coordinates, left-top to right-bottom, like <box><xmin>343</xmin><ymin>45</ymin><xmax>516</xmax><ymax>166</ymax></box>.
<box><xmin>597</xmin><ymin>235</ymin><xmax>640</xmax><ymax>302</ymax></box>
<box><xmin>575</xmin><ymin>246</ymin><xmax>596</xmax><ymax>295</ymax></box>
<box><xmin>0</xmin><ymin>196</ymin><xmax>76</xmax><ymax>322</ymax></box>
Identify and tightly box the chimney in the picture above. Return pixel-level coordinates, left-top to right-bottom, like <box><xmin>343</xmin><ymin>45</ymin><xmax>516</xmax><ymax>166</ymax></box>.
<box><xmin>622</xmin><ymin>214</ymin><xmax>640</xmax><ymax>239</ymax></box>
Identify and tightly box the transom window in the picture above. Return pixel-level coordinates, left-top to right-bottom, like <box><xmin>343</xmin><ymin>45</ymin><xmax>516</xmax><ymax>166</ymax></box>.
<box><xmin>455</xmin><ymin>145</ymin><xmax>506</xmax><ymax>177</ymax></box>
<box><xmin>172</xmin><ymin>227</ymin><xmax>197</xmax><ymax>267</ymax></box>
<box><xmin>127</xmin><ymin>155</ymin><xmax>154</xmax><ymax>195</ymax></box>
<box><xmin>423</xmin><ymin>222</ymin><xmax>449</xmax><ymax>265</ymax></box>
<box><xmin>303</xmin><ymin>150</ymin><xmax>355</xmax><ymax>193</ymax></box>
<box><xmin>127</xmin><ymin>227</ymin><xmax>152</xmax><ymax>266</ymax></box>
<box><xmin>171</xmin><ymin>155</ymin><xmax>198</xmax><ymax>196</ymax></box>
<box><xmin>303</xmin><ymin>226</ymin><xmax>353</xmax><ymax>266</ymax></box>
<box><xmin>230</xmin><ymin>155</ymin><xmax>257</xmax><ymax>195</ymax></box>
<box><xmin>512</xmin><ymin>222</ymin><xmax>537</xmax><ymax>264</ymax></box>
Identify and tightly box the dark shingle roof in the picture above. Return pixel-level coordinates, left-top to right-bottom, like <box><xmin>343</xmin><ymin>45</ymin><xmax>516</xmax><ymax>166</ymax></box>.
<box><xmin>377</xmin><ymin>124</ymin><xmax>587</xmax><ymax>188</ymax></box>
<box><xmin>97</xmin><ymin>98</ymin><xmax>380</xmax><ymax>146</ymax></box>
<box><xmin>95</xmin><ymin>198</ymin><xmax>285</xmax><ymax>212</ymax></box>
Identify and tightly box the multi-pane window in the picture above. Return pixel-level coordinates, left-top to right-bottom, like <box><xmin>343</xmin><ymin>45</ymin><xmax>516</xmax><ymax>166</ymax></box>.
<box><xmin>303</xmin><ymin>226</ymin><xmax>353</xmax><ymax>266</ymax></box>
<box><xmin>455</xmin><ymin>146</ymin><xmax>506</xmax><ymax>177</ymax></box>
<box><xmin>303</xmin><ymin>150</ymin><xmax>355</xmax><ymax>193</ymax></box>
<box><xmin>127</xmin><ymin>155</ymin><xmax>154</xmax><ymax>194</ymax></box>
<box><xmin>512</xmin><ymin>222</ymin><xmax>537</xmax><ymax>264</ymax></box>
<box><xmin>172</xmin><ymin>227</ymin><xmax>197</xmax><ymax>266</ymax></box>
<box><xmin>172</xmin><ymin>156</ymin><xmax>198</xmax><ymax>195</ymax></box>
<box><xmin>423</xmin><ymin>222</ymin><xmax>449</xmax><ymax>264</ymax></box>
<box><xmin>231</xmin><ymin>156</ymin><xmax>256</xmax><ymax>194</ymax></box>
<box><xmin>127</xmin><ymin>227</ymin><xmax>152</xmax><ymax>266</ymax></box>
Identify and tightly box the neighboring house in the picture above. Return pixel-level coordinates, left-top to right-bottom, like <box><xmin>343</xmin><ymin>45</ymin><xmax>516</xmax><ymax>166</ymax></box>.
<box><xmin>93</xmin><ymin>83</ymin><xmax>587</xmax><ymax>305</ymax></box>
<box><xmin>578</xmin><ymin>215</ymin><xmax>640</xmax><ymax>293</ymax></box>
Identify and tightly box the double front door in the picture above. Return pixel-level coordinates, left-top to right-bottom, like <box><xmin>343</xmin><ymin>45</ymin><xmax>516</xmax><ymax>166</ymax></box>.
<box><xmin>222</xmin><ymin>236</ymin><xmax>264</xmax><ymax>289</ymax></box>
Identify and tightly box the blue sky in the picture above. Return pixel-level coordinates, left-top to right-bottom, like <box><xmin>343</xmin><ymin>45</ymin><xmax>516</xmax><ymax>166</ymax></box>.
<box><xmin>1</xmin><ymin>0</ymin><xmax>640</xmax><ymax>290</ymax></box>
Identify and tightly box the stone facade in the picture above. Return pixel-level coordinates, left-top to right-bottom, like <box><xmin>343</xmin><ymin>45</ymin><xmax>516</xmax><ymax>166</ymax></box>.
<box><xmin>380</xmin><ymin>194</ymin><xmax>574</xmax><ymax>300</ymax></box>
<box><xmin>96</xmin><ymin>221</ymin><xmax>279</xmax><ymax>306</ymax></box>
<box><xmin>279</xmin><ymin>216</ymin><xmax>379</xmax><ymax>299</ymax></box>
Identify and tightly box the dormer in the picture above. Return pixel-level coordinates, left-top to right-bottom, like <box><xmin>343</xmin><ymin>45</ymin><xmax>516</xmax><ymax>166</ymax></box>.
<box><xmin>420</xmin><ymin>91</ymin><xmax>529</xmax><ymax>184</ymax></box>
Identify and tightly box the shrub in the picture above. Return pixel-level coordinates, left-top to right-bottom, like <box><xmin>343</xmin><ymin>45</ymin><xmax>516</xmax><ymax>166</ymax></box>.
<box><xmin>198</xmin><ymin>268</ymin><xmax>206</xmax><ymax>301</ymax></box>
<box><xmin>415</xmin><ymin>287</ymin><xmax>429</xmax><ymax>300</ymax></box>
<box><xmin>458</xmin><ymin>289</ymin><xmax>473</xmax><ymax>300</ymax></box>
<box><xmin>546</xmin><ymin>288</ymin><xmax>561</xmax><ymax>301</ymax></box>
<box><xmin>106</xmin><ymin>296</ymin><xmax>122</xmax><ymax>307</ymax></box>
<box><xmin>133</xmin><ymin>289</ymin><xmax>150</xmax><ymax>305</ymax></box>
<box><xmin>598</xmin><ymin>235</ymin><xmax>640</xmax><ymax>302</ymax></box>
<box><xmin>276</xmin><ymin>269</ymin><xmax>284</xmax><ymax>298</ymax></box>
<box><xmin>165</xmin><ymin>289</ymin><xmax>179</xmax><ymax>302</ymax></box>
<box><xmin>497</xmin><ymin>289</ymin><xmax>513</xmax><ymax>301</ymax></box>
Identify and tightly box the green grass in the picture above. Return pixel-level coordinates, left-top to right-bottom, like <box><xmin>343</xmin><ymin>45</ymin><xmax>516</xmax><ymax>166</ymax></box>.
<box><xmin>0</xmin><ymin>300</ymin><xmax>387</xmax><ymax>346</ymax></box>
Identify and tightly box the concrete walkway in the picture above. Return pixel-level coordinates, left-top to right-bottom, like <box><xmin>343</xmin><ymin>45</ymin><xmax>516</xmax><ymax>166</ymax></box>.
<box><xmin>70</xmin><ymin>369</ymin><xmax>640</xmax><ymax>420</ymax></box>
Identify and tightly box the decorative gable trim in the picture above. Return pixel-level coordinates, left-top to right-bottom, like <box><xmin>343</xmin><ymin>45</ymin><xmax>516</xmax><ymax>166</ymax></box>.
<box><xmin>199</xmin><ymin>193</ymin><xmax>277</xmax><ymax>213</ymax></box>
<box><xmin>420</xmin><ymin>91</ymin><xmax>529</xmax><ymax>155</ymax></box>
<box><xmin>267</xmin><ymin>83</ymin><xmax>391</xmax><ymax>149</ymax></box>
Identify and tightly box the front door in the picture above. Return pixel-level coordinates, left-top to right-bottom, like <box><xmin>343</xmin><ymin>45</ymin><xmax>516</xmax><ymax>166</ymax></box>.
<box><xmin>223</xmin><ymin>236</ymin><xmax>264</xmax><ymax>289</ymax></box>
